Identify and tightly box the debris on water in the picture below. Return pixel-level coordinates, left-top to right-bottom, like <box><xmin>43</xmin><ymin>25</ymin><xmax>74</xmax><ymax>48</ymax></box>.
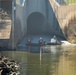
<box><xmin>0</xmin><ymin>56</ymin><xmax>20</xmax><ymax>75</ymax></box>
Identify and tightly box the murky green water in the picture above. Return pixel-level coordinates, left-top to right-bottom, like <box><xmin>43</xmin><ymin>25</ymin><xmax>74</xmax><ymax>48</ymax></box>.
<box><xmin>0</xmin><ymin>45</ymin><xmax>76</xmax><ymax>75</ymax></box>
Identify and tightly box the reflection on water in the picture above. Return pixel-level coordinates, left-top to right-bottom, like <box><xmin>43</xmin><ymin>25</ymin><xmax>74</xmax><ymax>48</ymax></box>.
<box><xmin>0</xmin><ymin>45</ymin><xmax>76</xmax><ymax>75</ymax></box>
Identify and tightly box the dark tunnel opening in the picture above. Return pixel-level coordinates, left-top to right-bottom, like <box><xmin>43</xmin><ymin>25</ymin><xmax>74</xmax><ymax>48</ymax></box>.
<box><xmin>27</xmin><ymin>12</ymin><xmax>46</xmax><ymax>35</ymax></box>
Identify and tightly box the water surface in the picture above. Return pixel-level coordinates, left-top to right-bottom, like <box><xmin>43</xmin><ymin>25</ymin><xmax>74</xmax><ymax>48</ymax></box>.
<box><xmin>0</xmin><ymin>45</ymin><xmax>76</xmax><ymax>75</ymax></box>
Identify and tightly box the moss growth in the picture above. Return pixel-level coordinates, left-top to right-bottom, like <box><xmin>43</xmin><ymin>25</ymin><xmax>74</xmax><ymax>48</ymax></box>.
<box><xmin>68</xmin><ymin>35</ymin><xmax>76</xmax><ymax>43</ymax></box>
<box><xmin>64</xmin><ymin>0</ymin><xmax>76</xmax><ymax>5</ymax></box>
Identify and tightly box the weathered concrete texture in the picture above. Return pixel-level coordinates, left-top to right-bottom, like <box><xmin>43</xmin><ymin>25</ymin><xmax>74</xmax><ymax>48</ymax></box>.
<box><xmin>49</xmin><ymin>0</ymin><xmax>76</xmax><ymax>38</ymax></box>
<box><xmin>0</xmin><ymin>20</ymin><xmax>11</xmax><ymax>39</ymax></box>
<box><xmin>0</xmin><ymin>10</ymin><xmax>11</xmax><ymax>48</ymax></box>
<box><xmin>15</xmin><ymin>0</ymin><xmax>64</xmax><ymax>48</ymax></box>
<box><xmin>0</xmin><ymin>19</ymin><xmax>11</xmax><ymax>48</ymax></box>
<box><xmin>0</xmin><ymin>0</ymin><xmax>12</xmax><ymax>48</ymax></box>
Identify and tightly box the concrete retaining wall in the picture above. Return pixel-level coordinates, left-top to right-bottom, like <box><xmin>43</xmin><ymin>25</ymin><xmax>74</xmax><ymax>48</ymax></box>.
<box><xmin>12</xmin><ymin>0</ymin><xmax>65</xmax><ymax>48</ymax></box>
<box><xmin>49</xmin><ymin>0</ymin><xmax>76</xmax><ymax>37</ymax></box>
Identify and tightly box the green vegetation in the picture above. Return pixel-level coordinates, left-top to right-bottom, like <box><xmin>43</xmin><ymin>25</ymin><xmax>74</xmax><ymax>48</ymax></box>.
<box><xmin>64</xmin><ymin>0</ymin><xmax>76</xmax><ymax>5</ymax></box>
<box><xmin>68</xmin><ymin>35</ymin><xmax>76</xmax><ymax>44</ymax></box>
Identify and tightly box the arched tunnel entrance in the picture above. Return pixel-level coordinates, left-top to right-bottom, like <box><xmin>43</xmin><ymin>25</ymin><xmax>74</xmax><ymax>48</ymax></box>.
<box><xmin>27</xmin><ymin>12</ymin><xmax>45</xmax><ymax>35</ymax></box>
<box><xmin>18</xmin><ymin>12</ymin><xmax>52</xmax><ymax>45</ymax></box>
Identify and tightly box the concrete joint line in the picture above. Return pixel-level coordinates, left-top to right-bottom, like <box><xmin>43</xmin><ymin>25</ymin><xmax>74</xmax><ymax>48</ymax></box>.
<box><xmin>53</xmin><ymin>0</ymin><xmax>60</xmax><ymax>7</ymax></box>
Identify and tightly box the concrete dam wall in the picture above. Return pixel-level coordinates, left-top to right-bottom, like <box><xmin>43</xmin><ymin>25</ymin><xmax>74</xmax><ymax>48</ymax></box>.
<box><xmin>50</xmin><ymin>0</ymin><xmax>76</xmax><ymax>42</ymax></box>
<box><xmin>13</xmin><ymin>0</ymin><xmax>65</xmax><ymax>48</ymax></box>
